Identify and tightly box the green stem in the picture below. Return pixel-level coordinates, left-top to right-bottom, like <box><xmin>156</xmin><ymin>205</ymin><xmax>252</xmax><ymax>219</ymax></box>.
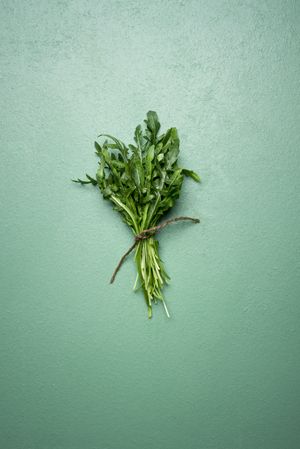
<box><xmin>111</xmin><ymin>195</ymin><xmax>139</xmax><ymax>233</ymax></box>
<box><xmin>134</xmin><ymin>237</ymin><xmax>170</xmax><ymax>318</ymax></box>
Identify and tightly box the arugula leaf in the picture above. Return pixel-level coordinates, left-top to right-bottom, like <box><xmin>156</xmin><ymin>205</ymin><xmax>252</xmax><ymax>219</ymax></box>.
<box><xmin>182</xmin><ymin>168</ymin><xmax>201</xmax><ymax>182</ymax></box>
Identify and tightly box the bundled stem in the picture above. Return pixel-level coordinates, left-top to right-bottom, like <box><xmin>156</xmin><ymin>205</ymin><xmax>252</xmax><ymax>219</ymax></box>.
<box><xmin>135</xmin><ymin>237</ymin><xmax>167</xmax><ymax>319</ymax></box>
<box><xmin>109</xmin><ymin>216</ymin><xmax>199</xmax><ymax>318</ymax></box>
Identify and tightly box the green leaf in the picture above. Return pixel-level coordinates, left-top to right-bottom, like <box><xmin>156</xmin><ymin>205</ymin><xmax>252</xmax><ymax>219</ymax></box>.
<box><xmin>145</xmin><ymin>145</ymin><xmax>155</xmax><ymax>179</ymax></box>
<box><xmin>134</xmin><ymin>125</ymin><xmax>144</xmax><ymax>151</ymax></box>
<box><xmin>72</xmin><ymin>173</ymin><xmax>97</xmax><ymax>185</ymax></box>
<box><xmin>182</xmin><ymin>169</ymin><xmax>201</xmax><ymax>182</ymax></box>
<box><xmin>72</xmin><ymin>178</ymin><xmax>91</xmax><ymax>185</ymax></box>
<box><xmin>85</xmin><ymin>174</ymin><xmax>97</xmax><ymax>185</ymax></box>
<box><xmin>99</xmin><ymin>134</ymin><xmax>128</xmax><ymax>160</ymax></box>
<box><xmin>131</xmin><ymin>158</ymin><xmax>144</xmax><ymax>190</ymax></box>
<box><xmin>94</xmin><ymin>141</ymin><xmax>102</xmax><ymax>156</ymax></box>
<box><xmin>144</xmin><ymin>111</ymin><xmax>161</xmax><ymax>143</ymax></box>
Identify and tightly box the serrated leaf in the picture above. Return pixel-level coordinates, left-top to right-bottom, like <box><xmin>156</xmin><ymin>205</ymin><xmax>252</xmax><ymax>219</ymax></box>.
<box><xmin>182</xmin><ymin>169</ymin><xmax>201</xmax><ymax>182</ymax></box>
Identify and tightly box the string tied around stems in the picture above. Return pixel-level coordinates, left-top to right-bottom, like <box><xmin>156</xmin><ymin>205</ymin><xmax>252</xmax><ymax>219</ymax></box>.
<box><xmin>110</xmin><ymin>216</ymin><xmax>200</xmax><ymax>284</ymax></box>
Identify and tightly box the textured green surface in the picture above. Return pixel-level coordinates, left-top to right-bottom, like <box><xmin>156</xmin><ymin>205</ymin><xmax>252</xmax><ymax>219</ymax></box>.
<box><xmin>1</xmin><ymin>1</ymin><xmax>300</xmax><ymax>448</ymax></box>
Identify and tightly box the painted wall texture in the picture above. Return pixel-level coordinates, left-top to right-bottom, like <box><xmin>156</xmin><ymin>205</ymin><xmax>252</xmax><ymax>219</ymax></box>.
<box><xmin>1</xmin><ymin>1</ymin><xmax>299</xmax><ymax>448</ymax></box>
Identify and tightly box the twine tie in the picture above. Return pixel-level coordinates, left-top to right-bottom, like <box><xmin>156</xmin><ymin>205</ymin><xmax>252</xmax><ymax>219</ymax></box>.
<box><xmin>110</xmin><ymin>216</ymin><xmax>200</xmax><ymax>284</ymax></box>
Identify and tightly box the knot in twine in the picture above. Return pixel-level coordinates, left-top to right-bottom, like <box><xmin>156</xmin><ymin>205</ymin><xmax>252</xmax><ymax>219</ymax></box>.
<box><xmin>110</xmin><ymin>216</ymin><xmax>200</xmax><ymax>284</ymax></box>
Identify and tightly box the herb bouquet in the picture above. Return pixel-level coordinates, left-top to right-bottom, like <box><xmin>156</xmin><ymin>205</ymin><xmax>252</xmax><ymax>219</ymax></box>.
<box><xmin>73</xmin><ymin>111</ymin><xmax>200</xmax><ymax>318</ymax></box>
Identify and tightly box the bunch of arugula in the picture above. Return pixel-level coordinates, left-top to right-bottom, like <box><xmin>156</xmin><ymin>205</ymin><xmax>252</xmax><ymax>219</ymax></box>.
<box><xmin>73</xmin><ymin>111</ymin><xmax>200</xmax><ymax>318</ymax></box>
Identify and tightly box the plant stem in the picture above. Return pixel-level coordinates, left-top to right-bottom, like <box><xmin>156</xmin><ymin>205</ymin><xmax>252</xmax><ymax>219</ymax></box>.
<box><xmin>134</xmin><ymin>237</ymin><xmax>170</xmax><ymax>318</ymax></box>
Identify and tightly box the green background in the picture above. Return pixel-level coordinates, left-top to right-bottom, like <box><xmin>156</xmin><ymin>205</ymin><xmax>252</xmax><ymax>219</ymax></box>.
<box><xmin>1</xmin><ymin>1</ymin><xmax>299</xmax><ymax>448</ymax></box>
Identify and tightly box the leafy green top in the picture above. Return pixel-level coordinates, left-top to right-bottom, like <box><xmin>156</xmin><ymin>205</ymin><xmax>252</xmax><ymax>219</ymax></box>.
<box><xmin>73</xmin><ymin>111</ymin><xmax>200</xmax><ymax>235</ymax></box>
